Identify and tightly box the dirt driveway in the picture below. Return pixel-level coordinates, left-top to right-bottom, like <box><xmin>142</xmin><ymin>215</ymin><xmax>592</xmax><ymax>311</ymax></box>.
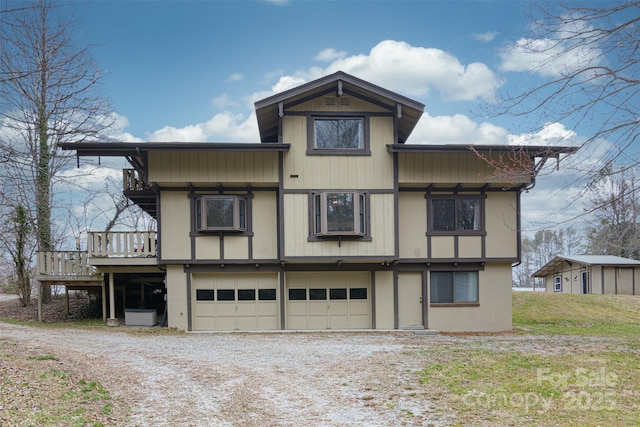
<box><xmin>1</xmin><ymin>323</ymin><xmax>460</xmax><ymax>426</ymax></box>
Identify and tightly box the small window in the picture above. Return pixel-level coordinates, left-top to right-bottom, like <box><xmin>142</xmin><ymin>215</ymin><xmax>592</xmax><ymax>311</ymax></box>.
<box><xmin>196</xmin><ymin>195</ymin><xmax>246</xmax><ymax>232</ymax></box>
<box><xmin>554</xmin><ymin>276</ymin><xmax>562</xmax><ymax>292</ymax></box>
<box><xmin>309</xmin><ymin>288</ymin><xmax>327</xmax><ymax>300</ymax></box>
<box><xmin>349</xmin><ymin>288</ymin><xmax>368</xmax><ymax>300</ymax></box>
<box><xmin>430</xmin><ymin>197</ymin><xmax>482</xmax><ymax>232</ymax></box>
<box><xmin>258</xmin><ymin>289</ymin><xmax>277</xmax><ymax>301</ymax></box>
<box><xmin>313</xmin><ymin>192</ymin><xmax>366</xmax><ymax>236</ymax></box>
<box><xmin>314</xmin><ymin>117</ymin><xmax>363</xmax><ymax>149</ymax></box>
<box><xmin>238</xmin><ymin>289</ymin><xmax>256</xmax><ymax>301</ymax></box>
<box><xmin>330</xmin><ymin>288</ymin><xmax>347</xmax><ymax>300</ymax></box>
<box><xmin>289</xmin><ymin>288</ymin><xmax>307</xmax><ymax>301</ymax></box>
<box><xmin>431</xmin><ymin>272</ymin><xmax>479</xmax><ymax>303</ymax></box>
<box><xmin>196</xmin><ymin>289</ymin><xmax>214</xmax><ymax>301</ymax></box>
<box><xmin>217</xmin><ymin>289</ymin><xmax>235</xmax><ymax>301</ymax></box>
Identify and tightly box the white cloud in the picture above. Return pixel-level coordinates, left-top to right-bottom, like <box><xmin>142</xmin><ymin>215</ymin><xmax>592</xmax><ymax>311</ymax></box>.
<box><xmin>499</xmin><ymin>33</ymin><xmax>602</xmax><ymax>78</ymax></box>
<box><xmin>507</xmin><ymin>122</ymin><xmax>582</xmax><ymax>147</ymax></box>
<box><xmin>472</xmin><ymin>31</ymin><xmax>497</xmax><ymax>43</ymax></box>
<box><xmin>408</xmin><ymin>112</ymin><xmax>509</xmax><ymax>145</ymax></box>
<box><xmin>315</xmin><ymin>48</ymin><xmax>346</xmax><ymax>62</ymax></box>
<box><xmin>269</xmin><ymin>40</ymin><xmax>502</xmax><ymax>101</ymax></box>
<box><xmin>211</xmin><ymin>93</ymin><xmax>238</xmax><ymax>109</ymax></box>
<box><xmin>226</xmin><ymin>73</ymin><xmax>243</xmax><ymax>83</ymax></box>
<box><xmin>146</xmin><ymin>111</ymin><xmax>258</xmax><ymax>142</ymax></box>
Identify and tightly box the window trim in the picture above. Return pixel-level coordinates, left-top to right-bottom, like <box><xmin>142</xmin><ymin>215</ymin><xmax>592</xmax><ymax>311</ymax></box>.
<box><xmin>307</xmin><ymin>114</ymin><xmax>371</xmax><ymax>155</ymax></box>
<box><xmin>194</xmin><ymin>195</ymin><xmax>248</xmax><ymax>233</ymax></box>
<box><xmin>310</xmin><ymin>191</ymin><xmax>369</xmax><ymax>238</ymax></box>
<box><xmin>553</xmin><ymin>275</ymin><xmax>562</xmax><ymax>292</ymax></box>
<box><xmin>430</xmin><ymin>271</ymin><xmax>480</xmax><ymax>305</ymax></box>
<box><xmin>427</xmin><ymin>195</ymin><xmax>486</xmax><ymax>236</ymax></box>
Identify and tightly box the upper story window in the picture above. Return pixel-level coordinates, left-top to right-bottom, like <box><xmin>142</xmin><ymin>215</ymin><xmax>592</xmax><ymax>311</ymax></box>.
<box><xmin>428</xmin><ymin>196</ymin><xmax>484</xmax><ymax>234</ymax></box>
<box><xmin>312</xmin><ymin>191</ymin><xmax>366</xmax><ymax>237</ymax></box>
<box><xmin>195</xmin><ymin>195</ymin><xmax>246</xmax><ymax>232</ymax></box>
<box><xmin>307</xmin><ymin>115</ymin><xmax>370</xmax><ymax>155</ymax></box>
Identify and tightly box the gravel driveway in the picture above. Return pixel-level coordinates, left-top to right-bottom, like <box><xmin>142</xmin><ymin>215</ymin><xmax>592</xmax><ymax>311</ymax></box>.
<box><xmin>1</xmin><ymin>323</ymin><xmax>455</xmax><ymax>426</ymax></box>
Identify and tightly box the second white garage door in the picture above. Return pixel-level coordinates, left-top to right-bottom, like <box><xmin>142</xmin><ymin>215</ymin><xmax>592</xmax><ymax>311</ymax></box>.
<box><xmin>286</xmin><ymin>272</ymin><xmax>371</xmax><ymax>329</ymax></box>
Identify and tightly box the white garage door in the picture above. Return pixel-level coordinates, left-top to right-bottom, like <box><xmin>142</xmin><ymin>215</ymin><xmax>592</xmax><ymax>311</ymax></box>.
<box><xmin>286</xmin><ymin>272</ymin><xmax>370</xmax><ymax>330</ymax></box>
<box><xmin>192</xmin><ymin>273</ymin><xmax>279</xmax><ymax>331</ymax></box>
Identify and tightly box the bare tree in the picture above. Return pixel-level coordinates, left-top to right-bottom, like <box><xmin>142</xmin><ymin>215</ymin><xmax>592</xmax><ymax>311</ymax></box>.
<box><xmin>586</xmin><ymin>166</ymin><xmax>640</xmax><ymax>258</ymax></box>
<box><xmin>0</xmin><ymin>0</ymin><xmax>113</xmax><ymax>302</ymax></box>
<box><xmin>488</xmin><ymin>1</ymin><xmax>639</xmax><ymax>181</ymax></box>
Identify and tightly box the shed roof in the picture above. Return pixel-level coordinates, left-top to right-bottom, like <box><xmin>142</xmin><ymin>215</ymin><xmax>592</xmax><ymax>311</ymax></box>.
<box><xmin>532</xmin><ymin>255</ymin><xmax>640</xmax><ymax>277</ymax></box>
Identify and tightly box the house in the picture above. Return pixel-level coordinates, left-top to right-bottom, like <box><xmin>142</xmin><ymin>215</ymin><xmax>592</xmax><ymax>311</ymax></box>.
<box><xmin>41</xmin><ymin>71</ymin><xmax>578</xmax><ymax>332</ymax></box>
<box><xmin>533</xmin><ymin>254</ymin><xmax>640</xmax><ymax>295</ymax></box>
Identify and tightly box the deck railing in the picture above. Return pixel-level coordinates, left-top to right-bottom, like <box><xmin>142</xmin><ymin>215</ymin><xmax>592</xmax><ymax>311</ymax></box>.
<box><xmin>123</xmin><ymin>169</ymin><xmax>146</xmax><ymax>191</ymax></box>
<box><xmin>37</xmin><ymin>251</ymin><xmax>94</xmax><ymax>276</ymax></box>
<box><xmin>88</xmin><ymin>231</ymin><xmax>157</xmax><ymax>258</ymax></box>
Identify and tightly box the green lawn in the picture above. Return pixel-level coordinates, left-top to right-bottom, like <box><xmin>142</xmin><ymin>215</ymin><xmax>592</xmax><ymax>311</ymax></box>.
<box><xmin>417</xmin><ymin>292</ymin><xmax>640</xmax><ymax>426</ymax></box>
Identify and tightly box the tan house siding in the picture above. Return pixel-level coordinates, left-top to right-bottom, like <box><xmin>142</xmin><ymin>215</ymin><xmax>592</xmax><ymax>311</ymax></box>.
<box><xmin>374</xmin><ymin>271</ymin><xmax>394</xmax><ymax>329</ymax></box>
<box><xmin>485</xmin><ymin>192</ymin><xmax>518</xmax><ymax>259</ymax></box>
<box><xmin>428</xmin><ymin>263</ymin><xmax>512</xmax><ymax>332</ymax></box>
<box><xmin>148</xmin><ymin>151</ymin><xmax>279</xmax><ymax>185</ymax></box>
<box><xmin>282</xmin><ymin>193</ymin><xmax>395</xmax><ymax>259</ymax></box>
<box><xmin>166</xmin><ymin>265</ymin><xmax>188</xmax><ymax>330</ymax></box>
<box><xmin>160</xmin><ymin>191</ymin><xmax>191</xmax><ymax>260</ymax></box>
<box><xmin>282</xmin><ymin>116</ymin><xmax>394</xmax><ymax>190</ymax></box>
<box><xmin>398</xmin><ymin>192</ymin><xmax>427</xmax><ymax>259</ymax></box>
<box><xmin>252</xmin><ymin>191</ymin><xmax>278</xmax><ymax>260</ymax></box>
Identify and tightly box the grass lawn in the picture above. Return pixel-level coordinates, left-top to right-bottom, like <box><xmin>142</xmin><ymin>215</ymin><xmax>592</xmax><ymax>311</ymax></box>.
<box><xmin>417</xmin><ymin>292</ymin><xmax>640</xmax><ymax>426</ymax></box>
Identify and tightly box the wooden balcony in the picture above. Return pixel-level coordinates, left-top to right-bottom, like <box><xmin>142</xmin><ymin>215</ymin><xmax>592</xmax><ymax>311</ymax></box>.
<box><xmin>123</xmin><ymin>169</ymin><xmax>157</xmax><ymax>218</ymax></box>
<box><xmin>87</xmin><ymin>231</ymin><xmax>158</xmax><ymax>266</ymax></box>
<box><xmin>37</xmin><ymin>251</ymin><xmax>99</xmax><ymax>280</ymax></box>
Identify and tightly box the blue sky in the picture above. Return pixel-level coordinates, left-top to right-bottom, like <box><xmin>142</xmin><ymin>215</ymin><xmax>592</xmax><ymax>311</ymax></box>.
<box><xmin>53</xmin><ymin>0</ymin><xmax>633</xmax><ymax>237</ymax></box>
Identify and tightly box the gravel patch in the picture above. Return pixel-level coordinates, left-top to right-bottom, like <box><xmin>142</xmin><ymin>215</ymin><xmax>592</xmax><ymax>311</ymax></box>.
<box><xmin>0</xmin><ymin>324</ymin><xmax>457</xmax><ymax>426</ymax></box>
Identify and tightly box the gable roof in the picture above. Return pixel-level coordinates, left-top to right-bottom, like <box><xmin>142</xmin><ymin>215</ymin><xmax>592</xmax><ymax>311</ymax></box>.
<box><xmin>532</xmin><ymin>255</ymin><xmax>640</xmax><ymax>277</ymax></box>
<box><xmin>254</xmin><ymin>71</ymin><xmax>425</xmax><ymax>144</ymax></box>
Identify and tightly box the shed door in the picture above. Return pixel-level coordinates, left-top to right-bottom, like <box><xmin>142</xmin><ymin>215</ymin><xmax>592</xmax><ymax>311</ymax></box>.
<box><xmin>286</xmin><ymin>272</ymin><xmax>370</xmax><ymax>330</ymax></box>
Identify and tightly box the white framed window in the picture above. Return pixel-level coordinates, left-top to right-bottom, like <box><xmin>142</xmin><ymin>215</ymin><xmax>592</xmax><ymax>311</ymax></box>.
<box><xmin>195</xmin><ymin>195</ymin><xmax>246</xmax><ymax>232</ymax></box>
<box><xmin>312</xmin><ymin>191</ymin><xmax>366</xmax><ymax>236</ymax></box>
<box><xmin>430</xmin><ymin>271</ymin><xmax>479</xmax><ymax>304</ymax></box>
<box><xmin>429</xmin><ymin>197</ymin><xmax>483</xmax><ymax>233</ymax></box>
<box><xmin>554</xmin><ymin>275</ymin><xmax>562</xmax><ymax>292</ymax></box>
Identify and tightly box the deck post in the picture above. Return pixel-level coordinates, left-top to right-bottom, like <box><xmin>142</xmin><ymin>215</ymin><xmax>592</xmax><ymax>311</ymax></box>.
<box><xmin>37</xmin><ymin>280</ymin><xmax>43</xmax><ymax>322</ymax></box>
<box><xmin>102</xmin><ymin>281</ymin><xmax>107</xmax><ymax>322</ymax></box>
<box><xmin>107</xmin><ymin>273</ymin><xmax>118</xmax><ymax>326</ymax></box>
<box><xmin>65</xmin><ymin>287</ymin><xmax>69</xmax><ymax>316</ymax></box>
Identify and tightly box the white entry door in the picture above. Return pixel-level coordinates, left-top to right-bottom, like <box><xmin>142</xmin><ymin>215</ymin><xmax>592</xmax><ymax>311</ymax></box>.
<box><xmin>398</xmin><ymin>273</ymin><xmax>424</xmax><ymax>329</ymax></box>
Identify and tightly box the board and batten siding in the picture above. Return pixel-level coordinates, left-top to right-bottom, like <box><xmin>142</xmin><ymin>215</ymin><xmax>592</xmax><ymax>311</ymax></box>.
<box><xmin>148</xmin><ymin>150</ymin><xmax>280</xmax><ymax>185</ymax></box>
<box><xmin>398</xmin><ymin>191</ymin><xmax>517</xmax><ymax>261</ymax></box>
<box><xmin>397</xmin><ymin>152</ymin><xmax>531</xmax><ymax>186</ymax></box>
<box><xmin>283</xmin><ymin>193</ymin><xmax>395</xmax><ymax>258</ymax></box>
<box><xmin>160</xmin><ymin>191</ymin><xmax>191</xmax><ymax>260</ymax></box>
<box><xmin>282</xmin><ymin>115</ymin><xmax>394</xmax><ymax>190</ymax></box>
<box><xmin>484</xmin><ymin>192</ymin><xmax>518</xmax><ymax>259</ymax></box>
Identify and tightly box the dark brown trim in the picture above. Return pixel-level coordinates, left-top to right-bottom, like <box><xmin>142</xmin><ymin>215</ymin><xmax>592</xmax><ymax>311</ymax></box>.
<box><xmin>279</xmin><ymin>271</ymin><xmax>286</xmax><ymax>330</ymax></box>
<box><xmin>185</xmin><ymin>270</ymin><xmax>192</xmax><ymax>331</ymax></box>
<box><xmin>393</xmin><ymin>270</ymin><xmax>399</xmax><ymax>330</ymax></box>
<box><xmin>430</xmin><ymin>303</ymin><xmax>480</xmax><ymax>308</ymax></box>
<box><xmin>393</xmin><ymin>152</ymin><xmax>400</xmax><ymax>260</ymax></box>
<box><xmin>422</xmin><ymin>271</ymin><xmax>428</xmax><ymax>329</ymax></box>
<box><xmin>370</xmin><ymin>271</ymin><xmax>376</xmax><ymax>329</ymax></box>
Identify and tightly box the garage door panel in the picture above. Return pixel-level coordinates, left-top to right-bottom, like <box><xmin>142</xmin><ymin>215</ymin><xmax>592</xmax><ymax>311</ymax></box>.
<box><xmin>286</xmin><ymin>272</ymin><xmax>370</xmax><ymax>330</ymax></box>
<box><xmin>192</xmin><ymin>273</ymin><xmax>279</xmax><ymax>331</ymax></box>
